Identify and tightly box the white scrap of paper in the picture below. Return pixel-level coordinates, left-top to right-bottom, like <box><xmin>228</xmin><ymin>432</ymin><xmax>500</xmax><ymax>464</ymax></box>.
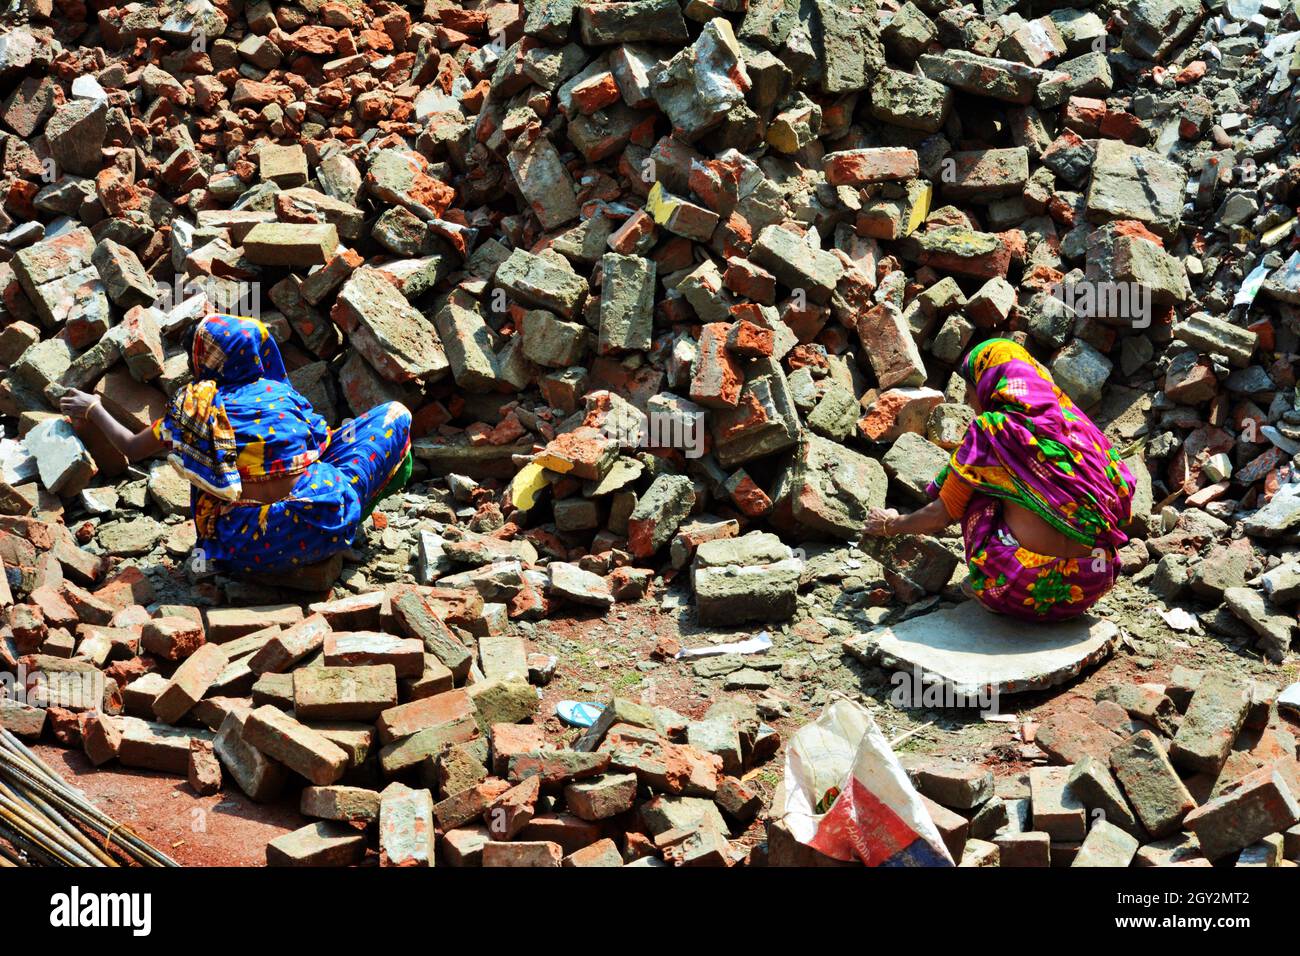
<box><xmin>676</xmin><ymin>631</ymin><xmax>773</xmax><ymax>659</ymax></box>
<box><xmin>1233</xmin><ymin>261</ymin><xmax>1273</xmax><ymax>308</ymax></box>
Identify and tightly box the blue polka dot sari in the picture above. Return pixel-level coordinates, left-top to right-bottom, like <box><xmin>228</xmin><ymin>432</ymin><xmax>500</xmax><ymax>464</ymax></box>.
<box><xmin>154</xmin><ymin>315</ymin><xmax>412</xmax><ymax>574</ymax></box>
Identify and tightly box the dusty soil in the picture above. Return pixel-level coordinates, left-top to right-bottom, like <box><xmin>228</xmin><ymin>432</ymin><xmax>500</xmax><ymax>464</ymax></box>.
<box><xmin>32</xmin><ymin>745</ymin><xmax>305</xmax><ymax>867</ymax></box>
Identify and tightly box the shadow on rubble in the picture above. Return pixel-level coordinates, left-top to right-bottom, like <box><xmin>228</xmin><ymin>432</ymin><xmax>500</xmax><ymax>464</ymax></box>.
<box><xmin>840</xmin><ymin>653</ymin><xmax>995</xmax><ymax>738</ymax></box>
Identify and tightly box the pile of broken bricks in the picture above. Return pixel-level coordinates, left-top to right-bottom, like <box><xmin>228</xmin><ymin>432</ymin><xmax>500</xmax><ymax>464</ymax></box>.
<box><xmin>770</xmin><ymin>668</ymin><xmax>1300</xmax><ymax>868</ymax></box>
<box><xmin>0</xmin><ymin>0</ymin><xmax>1299</xmax><ymax>867</ymax></box>
<box><xmin>4</xmin><ymin>0</ymin><xmax>1300</xmax><ymax>644</ymax></box>
<box><xmin>3</xmin><ymin>580</ymin><xmax>775</xmax><ymax>867</ymax></box>
<box><xmin>998</xmin><ymin>666</ymin><xmax>1300</xmax><ymax>868</ymax></box>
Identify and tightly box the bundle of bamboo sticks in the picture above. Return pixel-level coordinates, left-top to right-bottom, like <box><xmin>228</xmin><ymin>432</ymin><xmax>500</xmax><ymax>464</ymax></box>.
<box><xmin>0</xmin><ymin>728</ymin><xmax>178</xmax><ymax>867</ymax></box>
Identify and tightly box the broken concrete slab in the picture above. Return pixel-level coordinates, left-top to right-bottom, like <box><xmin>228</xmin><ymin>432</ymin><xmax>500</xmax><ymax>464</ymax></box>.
<box><xmin>843</xmin><ymin>600</ymin><xmax>1120</xmax><ymax>697</ymax></box>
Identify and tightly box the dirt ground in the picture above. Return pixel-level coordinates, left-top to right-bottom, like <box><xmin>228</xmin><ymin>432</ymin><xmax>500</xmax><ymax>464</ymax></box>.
<box><xmin>30</xmin><ymin>557</ymin><xmax>1299</xmax><ymax>866</ymax></box>
<box><xmin>33</xmin><ymin>744</ymin><xmax>305</xmax><ymax>867</ymax></box>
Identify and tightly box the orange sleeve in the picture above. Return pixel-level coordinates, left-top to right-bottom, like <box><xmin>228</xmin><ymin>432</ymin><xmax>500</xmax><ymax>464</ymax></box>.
<box><xmin>938</xmin><ymin>472</ymin><xmax>975</xmax><ymax>520</ymax></box>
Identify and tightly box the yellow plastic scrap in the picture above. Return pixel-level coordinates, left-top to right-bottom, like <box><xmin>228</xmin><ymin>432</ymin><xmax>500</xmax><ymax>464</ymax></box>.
<box><xmin>532</xmin><ymin>450</ymin><xmax>574</xmax><ymax>474</ymax></box>
<box><xmin>646</xmin><ymin>181</ymin><xmax>678</xmax><ymax>227</ymax></box>
<box><xmin>904</xmin><ymin>181</ymin><xmax>931</xmax><ymax>237</ymax></box>
<box><xmin>510</xmin><ymin>461</ymin><xmax>551</xmax><ymax>511</ymax></box>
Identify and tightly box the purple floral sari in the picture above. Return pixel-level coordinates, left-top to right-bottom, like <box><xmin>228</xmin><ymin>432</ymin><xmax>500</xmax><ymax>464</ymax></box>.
<box><xmin>927</xmin><ymin>339</ymin><xmax>1135</xmax><ymax>620</ymax></box>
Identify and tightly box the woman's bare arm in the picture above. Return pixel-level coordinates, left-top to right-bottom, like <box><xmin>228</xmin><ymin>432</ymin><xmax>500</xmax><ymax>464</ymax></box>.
<box><xmin>60</xmin><ymin>389</ymin><xmax>165</xmax><ymax>462</ymax></box>
<box><xmin>861</xmin><ymin>499</ymin><xmax>954</xmax><ymax>539</ymax></box>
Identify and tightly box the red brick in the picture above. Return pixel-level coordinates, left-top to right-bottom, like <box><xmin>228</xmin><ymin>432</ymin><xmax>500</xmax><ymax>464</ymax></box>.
<box><xmin>858</xmin><ymin>387</ymin><xmax>945</xmax><ymax>442</ymax></box>
<box><xmin>689</xmin><ymin>323</ymin><xmax>743</xmax><ymax>410</ymax></box>
<box><xmin>1035</xmin><ymin>711</ymin><xmax>1124</xmax><ymax>766</ymax></box>
<box><xmin>481</xmin><ymin>840</ymin><xmax>562</xmax><ymax>867</ymax></box>
<box><xmin>93</xmin><ymin>567</ymin><xmax>155</xmax><ymax>609</ymax></box>
<box><xmin>725</xmin><ymin>320</ymin><xmax>773</xmax><ymax>358</ymax></box>
<box><xmin>141</xmin><ymin>616</ymin><xmax>206</xmax><ymax>662</ymax></box>
<box><xmin>823</xmin><ymin>147</ymin><xmax>919</xmax><ymax>186</ymax></box>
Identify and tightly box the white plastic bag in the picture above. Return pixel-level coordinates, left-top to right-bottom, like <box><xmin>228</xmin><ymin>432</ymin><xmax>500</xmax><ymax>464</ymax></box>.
<box><xmin>776</xmin><ymin>699</ymin><xmax>953</xmax><ymax>866</ymax></box>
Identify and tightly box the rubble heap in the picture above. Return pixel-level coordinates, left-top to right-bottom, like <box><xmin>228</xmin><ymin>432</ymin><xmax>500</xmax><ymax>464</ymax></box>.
<box><xmin>0</xmin><ymin>0</ymin><xmax>1299</xmax><ymax>866</ymax></box>
<box><xmin>2</xmin><ymin>580</ymin><xmax>771</xmax><ymax>866</ymax></box>
<box><xmin>825</xmin><ymin>668</ymin><xmax>1300</xmax><ymax>868</ymax></box>
<box><xmin>3</xmin><ymin>0</ymin><xmax>1300</xmax><ymax>639</ymax></box>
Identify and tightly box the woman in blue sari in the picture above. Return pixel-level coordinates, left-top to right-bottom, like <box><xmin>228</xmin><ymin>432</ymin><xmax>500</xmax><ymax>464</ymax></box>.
<box><xmin>61</xmin><ymin>314</ymin><xmax>412</xmax><ymax>575</ymax></box>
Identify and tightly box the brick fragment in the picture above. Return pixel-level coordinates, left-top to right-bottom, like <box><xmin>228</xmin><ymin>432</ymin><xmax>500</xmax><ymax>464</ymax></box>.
<box><xmin>1169</xmin><ymin>672</ymin><xmax>1251</xmax><ymax>775</ymax></box>
<box><xmin>1109</xmin><ymin>731</ymin><xmax>1197</xmax><ymax>839</ymax></box>
<box><xmin>1183</xmin><ymin>765</ymin><xmax>1300</xmax><ymax>861</ymax></box>
<box><xmin>242</xmin><ymin>705</ymin><xmax>349</xmax><ymax>786</ymax></box>
<box><xmin>267</xmin><ymin>822</ymin><xmax>365</xmax><ymax>866</ymax></box>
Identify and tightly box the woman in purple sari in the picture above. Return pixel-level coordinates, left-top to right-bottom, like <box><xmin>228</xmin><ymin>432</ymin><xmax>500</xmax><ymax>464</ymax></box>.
<box><xmin>863</xmin><ymin>338</ymin><xmax>1135</xmax><ymax>621</ymax></box>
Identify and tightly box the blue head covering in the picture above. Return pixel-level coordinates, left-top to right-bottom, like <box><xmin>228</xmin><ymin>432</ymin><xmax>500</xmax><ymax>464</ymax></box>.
<box><xmin>156</xmin><ymin>314</ymin><xmax>329</xmax><ymax>504</ymax></box>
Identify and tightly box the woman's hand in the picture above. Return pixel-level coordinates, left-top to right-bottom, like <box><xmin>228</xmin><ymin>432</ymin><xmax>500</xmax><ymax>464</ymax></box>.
<box><xmin>58</xmin><ymin>388</ymin><xmax>165</xmax><ymax>462</ymax></box>
<box><xmin>59</xmin><ymin>388</ymin><xmax>100</xmax><ymax>421</ymax></box>
<box><xmin>861</xmin><ymin>506</ymin><xmax>900</xmax><ymax>538</ymax></box>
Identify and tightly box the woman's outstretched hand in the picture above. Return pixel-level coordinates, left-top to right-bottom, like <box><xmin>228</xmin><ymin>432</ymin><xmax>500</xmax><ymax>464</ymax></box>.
<box><xmin>861</xmin><ymin>506</ymin><xmax>900</xmax><ymax>538</ymax></box>
<box><xmin>58</xmin><ymin>388</ymin><xmax>163</xmax><ymax>462</ymax></box>
<box><xmin>59</xmin><ymin>388</ymin><xmax>99</xmax><ymax>421</ymax></box>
